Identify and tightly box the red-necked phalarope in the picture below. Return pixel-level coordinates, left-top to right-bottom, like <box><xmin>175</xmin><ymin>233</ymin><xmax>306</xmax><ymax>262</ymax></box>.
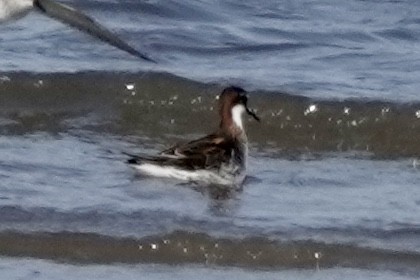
<box><xmin>0</xmin><ymin>0</ymin><xmax>154</xmax><ymax>61</ymax></box>
<box><xmin>127</xmin><ymin>86</ymin><xmax>260</xmax><ymax>188</ymax></box>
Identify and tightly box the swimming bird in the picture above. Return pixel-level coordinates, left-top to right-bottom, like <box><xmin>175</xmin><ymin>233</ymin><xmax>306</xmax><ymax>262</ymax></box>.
<box><xmin>0</xmin><ymin>0</ymin><xmax>154</xmax><ymax>61</ymax></box>
<box><xmin>127</xmin><ymin>86</ymin><xmax>260</xmax><ymax>188</ymax></box>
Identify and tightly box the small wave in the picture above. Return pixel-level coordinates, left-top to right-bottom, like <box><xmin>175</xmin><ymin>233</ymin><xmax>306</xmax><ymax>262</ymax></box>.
<box><xmin>375</xmin><ymin>28</ymin><xmax>420</xmax><ymax>42</ymax></box>
<box><xmin>1</xmin><ymin>71</ymin><xmax>420</xmax><ymax>158</ymax></box>
<box><xmin>1</xmin><ymin>205</ymin><xmax>419</xmax><ymax>254</ymax></box>
<box><xmin>0</xmin><ymin>230</ymin><xmax>419</xmax><ymax>273</ymax></box>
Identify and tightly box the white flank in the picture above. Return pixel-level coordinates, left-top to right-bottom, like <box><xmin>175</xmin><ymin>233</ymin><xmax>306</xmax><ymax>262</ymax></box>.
<box><xmin>132</xmin><ymin>163</ymin><xmax>245</xmax><ymax>186</ymax></box>
<box><xmin>231</xmin><ymin>104</ymin><xmax>245</xmax><ymax>130</ymax></box>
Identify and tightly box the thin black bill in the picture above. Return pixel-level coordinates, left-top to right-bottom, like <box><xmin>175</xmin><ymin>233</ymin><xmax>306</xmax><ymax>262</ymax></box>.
<box><xmin>246</xmin><ymin>107</ymin><xmax>260</xmax><ymax>122</ymax></box>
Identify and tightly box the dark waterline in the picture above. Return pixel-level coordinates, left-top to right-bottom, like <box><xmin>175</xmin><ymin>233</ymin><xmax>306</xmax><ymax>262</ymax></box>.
<box><xmin>1</xmin><ymin>230</ymin><xmax>420</xmax><ymax>276</ymax></box>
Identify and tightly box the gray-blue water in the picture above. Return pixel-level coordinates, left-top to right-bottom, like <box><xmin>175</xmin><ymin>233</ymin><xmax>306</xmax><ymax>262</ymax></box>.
<box><xmin>1</xmin><ymin>1</ymin><xmax>420</xmax><ymax>279</ymax></box>
<box><xmin>1</xmin><ymin>0</ymin><xmax>420</xmax><ymax>100</ymax></box>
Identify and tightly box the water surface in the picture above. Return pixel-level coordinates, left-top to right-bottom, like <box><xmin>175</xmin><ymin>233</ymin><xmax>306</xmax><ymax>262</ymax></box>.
<box><xmin>1</xmin><ymin>0</ymin><xmax>420</xmax><ymax>279</ymax></box>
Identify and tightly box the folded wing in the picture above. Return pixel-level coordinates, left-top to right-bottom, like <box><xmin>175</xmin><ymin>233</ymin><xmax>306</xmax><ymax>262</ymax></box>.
<box><xmin>128</xmin><ymin>133</ymin><xmax>234</xmax><ymax>170</ymax></box>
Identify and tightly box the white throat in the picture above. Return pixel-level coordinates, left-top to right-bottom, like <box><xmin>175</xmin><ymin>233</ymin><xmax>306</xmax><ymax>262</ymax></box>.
<box><xmin>231</xmin><ymin>104</ymin><xmax>245</xmax><ymax>130</ymax></box>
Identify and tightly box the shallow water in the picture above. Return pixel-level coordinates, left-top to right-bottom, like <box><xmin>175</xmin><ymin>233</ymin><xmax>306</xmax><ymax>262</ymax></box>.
<box><xmin>2</xmin><ymin>0</ymin><xmax>420</xmax><ymax>279</ymax></box>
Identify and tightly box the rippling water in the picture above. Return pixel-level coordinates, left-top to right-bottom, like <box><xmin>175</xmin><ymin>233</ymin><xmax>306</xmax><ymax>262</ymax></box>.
<box><xmin>1</xmin><ymin>0</ymin><xmax>420</xmax><ymax>100</ymax></box>
<box><xmin>1</xmin><ymin>0</ymin><xmax>420</xmax><ymax>279</ymax></box>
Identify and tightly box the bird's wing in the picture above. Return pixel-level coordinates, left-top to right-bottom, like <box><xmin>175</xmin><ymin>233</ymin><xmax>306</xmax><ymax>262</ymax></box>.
<box><xmin>128</xmin><ymin>133</ymin><xmax>234</xmax><ymax>170</ymax></box>
<box><xmin>34</xmin><ymin>0</ymin><xmax>155</xmax><ymax>62</ymax></box>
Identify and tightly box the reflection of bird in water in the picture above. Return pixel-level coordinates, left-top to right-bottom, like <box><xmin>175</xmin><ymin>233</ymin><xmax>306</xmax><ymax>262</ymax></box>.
<box><xmin>0</xmin><ymin>0</ymin><xmax>154</xmax><ymax>62</ymax></box>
